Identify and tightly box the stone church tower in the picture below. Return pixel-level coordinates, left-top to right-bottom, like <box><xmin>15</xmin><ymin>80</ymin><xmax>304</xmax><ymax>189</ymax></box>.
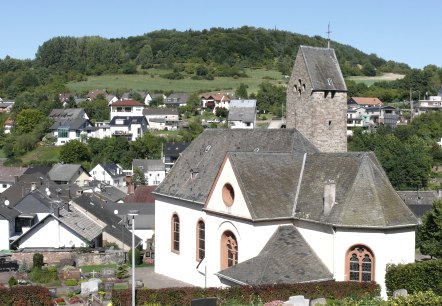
<box><xmin>286</xmin><ymin>46</ymin><xmax>347</xmax><ymax>152</ymax></box>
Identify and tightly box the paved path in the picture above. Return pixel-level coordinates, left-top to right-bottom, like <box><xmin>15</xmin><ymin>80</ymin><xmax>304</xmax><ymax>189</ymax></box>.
<box><xmin>133</xmin><ymin>266</ymin><xmax>193</xmax><ymax>289</ymax></box>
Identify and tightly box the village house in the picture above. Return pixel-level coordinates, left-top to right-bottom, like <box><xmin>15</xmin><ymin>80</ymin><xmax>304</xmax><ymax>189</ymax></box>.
<box><xmin>110</xmin><ymin>100</ymin><xmax>145</xmax><ymax>120</ymax></box>
<box><xmin>143</xmin><ymin>108</ymin><xmax>180</xmax><ymax>131</ymax></box>
<box><xmin>153</xmin><ymin>46</ymin><xmax>418</xmax><ymax>297</ymax></box>
<box><xmin>227</xmin><ymin>99</ymin><xmax>257</xmax><ymax>129</ymax></box>
<box><xmin>132</xmin><ymin>159</ymin><xmax>166</xmax><ymax>186</ymax></box>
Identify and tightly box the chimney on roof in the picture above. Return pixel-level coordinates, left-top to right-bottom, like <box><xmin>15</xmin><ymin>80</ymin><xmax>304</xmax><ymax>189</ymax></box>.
<box><xmin>54</xmin><ymin>206</ymin><xmax>60</xmax><ymax>218</ymax></box>
<box><xmin>126</xmin><ymin>175</ymin><xmax>134</xmax><ymax>195</ymax></box>
<box><xmin>31</xmin><ymin>182</ymin><xmax>37</xmax><ymax>191</ymax></box>
<box><xmin>64</xmin><ymin>202</ymin><xmax>71</xmax><ymax>212</ymax></box>
<box><xmin>323</xmin><ymin>180</ymin><xmax>336</xmax><ymax>215</ymax></box>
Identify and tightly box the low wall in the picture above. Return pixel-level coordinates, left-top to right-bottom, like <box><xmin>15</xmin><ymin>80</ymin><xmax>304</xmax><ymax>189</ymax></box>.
<box><xmin>11</xmin><ymin>249</ymin><xmax>124</xmax><ymax>267</ymax></box>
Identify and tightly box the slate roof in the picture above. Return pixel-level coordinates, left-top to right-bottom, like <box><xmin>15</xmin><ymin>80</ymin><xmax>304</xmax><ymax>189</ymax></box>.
<box><xmin>73</xmin><ymin>194</ymin><xmax>142</xmax><ymax>246</ymax></box>
<box><xmin>110</xmin><ymin>116</ymin><xmax>147</xmax><ymax>126</ymax></box>
<box><xmin>228</xmin><ymin>107</ymin><xmax>256</xmax><ymax>123</ymax></box>
<box><xmin>143</xmin><ymin>108</ymin><xmax>179</xmax><ymax>116</ymax></box>
<box><xmin>111</xmin><ymin>100</ymin><xmax>144</xmax><ymax>107</ymax></box>
<box><xmin>217</xmin><ymin>225</ymin><xmax>333</xmax><ymax>285</ymax></box>
<box><xmin>49</xmin><ymin>109</ymin><xmax>86</xmax><ymax>120</ymax></box>
<box><xmin>1</xmin><ymin>172</ymin><xmax>79</xmax><ymax>207</ymax></box>
<box><xmin>50</xmin><ymin>118</ymin><xmax>91</xmax><ymax>130</ymax></box>
<box><xmin>157</xmin><ymin>128</ymin><xmax>417</xmax><ymax>229</ymax></box>
<box><xmin>397</xmin><ymin>191</ymin><xmax>441</xmax><ymax>218</ymax></box>
<box><xmin>154</xmin><ymin>129</ymin><xmax>318</xmax><ymax>204</ymax></box>
<box><xmin>300</xmin><ymin>46</ymin><xmax>347</xmax><ymax>92</ymax></box>
<box><xmin>48</xmin><ymin>164</ymin><xmax>86</xmax><ymax>183</ymax></box>
<box><xmin>86</xmin><ymin>180</ymin><xmax>127</xmax><ymax>203</ymax></box>
<box><xmin>10</xmin><ymin>203</ymin><xmax>103</xmax><ymax>247</ymax></box>
<box><xmin>100</xmin><ymin>164</ymin><xmax>124</xmax><ymax>178</ymax></box>
<box><xmin>227</xmin><ymin>151</ymin><xmax>418</xmax><ymax>227</ymax></box>
<box><xmin>164</xmin><ymin>142</ymin><xmax>191</xmax><ymax>158</ymax></box>
<box><xmin>0</xmin><ymin>205</ymin><xmax>20</xmax><ymax>220</ymax></box>
<box><xmin>0</xmin><ymin>166</ymin><xmax>27</xmax><ymax>183</ymax></box>
<box><xmin>103</xmin><ymin>202</ymin><xmax>155</xmax><ymax>230</ymax></box>
<box><xmin>165</xmin><ymin>93</ymin><xmax>189</xmax><ymax>104</ymax></box>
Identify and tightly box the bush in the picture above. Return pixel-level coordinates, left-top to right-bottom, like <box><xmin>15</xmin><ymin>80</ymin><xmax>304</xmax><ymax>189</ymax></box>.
<box><xmin>64</xmin><ymin>279</ymin><xmax>78</xmax><ymax>286</ymax></box>
<box><xmin>127</xmin><ymin>248</ymin><xmax>142</xmax><ymax>265</ymax></box>
<box><xmin>385</xmin><ymin>259</ymin><xmax>442</xmax><ymax>296</ymax></box>
<box><xmin>8</xmin><ymin>276</ymin><xmax>17</xmax><ymax>287</ymax></box>
<box><xmin>33</xmin><ymin>253</ymin><xmax>44</xmax><ymax>269</ymax></box>
<box><xmin>112</xmin><ymin>281</ymin><xmax>380</xmax><ymax>305</ymax></box>
<box><xmin>29</xmin><ymin>266</ymin><xmax>59</xmax><ymax>284</ymax></box>
<box><xmin>385</xmin><ymin>290</ymin><xmax>442</xmax><ymax>305</ymax></box>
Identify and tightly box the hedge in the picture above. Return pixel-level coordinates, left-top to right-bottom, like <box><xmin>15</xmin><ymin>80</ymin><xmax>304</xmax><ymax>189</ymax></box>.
<box><xmin>112</xmin><ymin>280</ymin><xmax>380</xmax><ymax>305</ymax></box>
<box><xmin>0</xmin><ymin>285</ymin><xmax>52</xmax><ymax>305</ymax></box>
<box><xmin>385</xmin><ymin>259</ymin><xmax>442</xmax><ymax>296</ymax></box>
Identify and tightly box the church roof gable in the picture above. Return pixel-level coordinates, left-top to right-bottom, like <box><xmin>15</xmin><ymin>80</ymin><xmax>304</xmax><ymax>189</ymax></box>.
<box><xmin>154</xmin><ymin>129</ymin><xmax>318</xmax><ymax>204</ymax></box>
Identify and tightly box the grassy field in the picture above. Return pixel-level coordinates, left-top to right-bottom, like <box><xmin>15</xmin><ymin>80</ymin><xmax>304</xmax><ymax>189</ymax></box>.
<box><xmin>20</xmin><ymin>146</ymin><xmax>61</xmax><ymax>165</ymax></box>
<box><xmin>67</xmin><ymin>68</ymin><xmax>286</xmax><ymax>94</ymax></box>
<box><xmin>346</xmin><ymin>73</ymin><xmax>405</xmax><ymax>86</ymax></box>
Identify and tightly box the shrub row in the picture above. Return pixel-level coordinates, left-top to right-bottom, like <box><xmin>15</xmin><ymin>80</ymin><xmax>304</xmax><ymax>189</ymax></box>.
<box><xmin>112</xmin><ymin>280</ymin><xmax>380</xmax><ymax>305</ymax></box>
<box><xmin>0</xmin><ymin>285</ymin><xmax>51</xmax><ymax>306</ymax></box>
<box><xmin>385</xmin><ymin>259</ymin><xmax>442</xmax><ymax>296</ymax></box>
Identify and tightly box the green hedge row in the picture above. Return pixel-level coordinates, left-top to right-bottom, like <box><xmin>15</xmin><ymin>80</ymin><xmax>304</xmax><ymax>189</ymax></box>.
<box><xmin>0</xmin><ymin>285</ymin><xmax>52</xmax><ymax>306</ymax></box>
<box><xmin>385</xmin><ymin>259</ymin><xmax>442</xmax><ymax>296</ymax></box>
<box><xmin>112</xmin><ymin>280</ymin><xmax>380</xmax><ymax>305</ymax></box>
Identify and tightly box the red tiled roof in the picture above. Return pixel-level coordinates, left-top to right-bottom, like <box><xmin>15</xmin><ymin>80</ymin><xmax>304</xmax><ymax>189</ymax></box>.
<box><xmin>351</xmin><ymin>97</ymin><xmax>383</xmax><ymax>106</ymax></box>
<box><xmin>124</xmin><ymin>185</ymin><xmax>156</xmax><ymax>204</ymax></box>
<box><xmin>111</xmin><ymin>100</ymin><xmax>144</xmax><ymax>107</ymax></box>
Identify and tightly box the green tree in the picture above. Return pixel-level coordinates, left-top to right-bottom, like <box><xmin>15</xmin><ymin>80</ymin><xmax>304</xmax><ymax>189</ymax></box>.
<box><xmin>132</xmin><ymin>167</ymin><xmax>146</xmax><ymax>187</ymax></box>
<box><xmin>256</xmin><ymin>82</ymin><xmax>285</xmax><ymax>114</ymax></box>
<box><xmin>129</xmin><ymin>132</ymin><xmax>163</xmax><ymax>160</ymax></box>
<box><xmin>14</xmin><ymin>109</ymin><xmax>46</xmax><ymax>135</ymax></box>
<box><xmin>59</xmin><ymin>140</ymin><xmax>91</xmax><ymax>163</ymax></box>
<box><xmin>33</xmin><ymin>253</ymin><xmax>44</xmax><ymax>269</ymax></box>
<box><xmin>135</xmin><ymin>44</ymin><xmax>153</xmax><ymax>69</ymax></box>
<box><xmin>235</xmin><ymin>83</ymin><xmax>248</xmax><ymax>99</ymax></box>
<box><xmin>416</xmin><ymin>200</ymin><xmax>442</xmax><ymax>258</ymax></box>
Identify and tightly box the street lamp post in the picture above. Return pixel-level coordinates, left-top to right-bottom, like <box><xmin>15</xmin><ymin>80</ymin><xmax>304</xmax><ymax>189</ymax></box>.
<box><xmin>409</xmin><ymin>89</ymin><xmax>420</xmax><ymax>121</ymax></box>
<box><xmin>128</xmin><ymin>210</ymin><xmax>139</xmax><ymax>306</ymax></box>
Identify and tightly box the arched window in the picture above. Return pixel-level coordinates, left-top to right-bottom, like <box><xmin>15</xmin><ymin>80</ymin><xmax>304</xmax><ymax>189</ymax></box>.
<box><xmin>346</xmin><ymin>245</ymin><xmax>374</xmax><ymax>282</ymax></box>
<box><xmin>171</xmin><ymin>214</ymin><xmax>180</xmax><ymax>253</ymax></box>
<box><xmin>220</xmin><ymin>231</ymin><xmax>238</xmax><ymax>270</ymax></box>
<box><xmin>196</xmin><ymin>220</ymin><xmax>205</xmax><ymax>261</ymax></box>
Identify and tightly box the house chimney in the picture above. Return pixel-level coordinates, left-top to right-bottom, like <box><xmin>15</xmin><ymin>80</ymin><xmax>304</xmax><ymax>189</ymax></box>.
<box><xmin>31</xmin><ymin>182</ymin><xmax>37</xmax><ymax>191</ymax></box>
<box><xmin>64</xmin><ymin>202</ymin><xmax>70</xmax><ymax>212</ymax></box>
<box><xmin>323</xmin><ymin>180</ymin><xmax>336</xmax><ymax>215</ymax></box>
<box><xmin>126</xmin><ymin>175</ymin><xmax>134</xmax><ymax>195</ymax></box>
<box><xmin>54</xmin><ymin>206</ymin><xmax>60</xmax><ymax>218</ymax></box>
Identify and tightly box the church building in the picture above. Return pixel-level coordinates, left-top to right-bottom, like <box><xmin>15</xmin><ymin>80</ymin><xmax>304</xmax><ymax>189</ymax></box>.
<box><xmin>153</xmin><ymin>46</ymin><xmax>418</xmax><ymax>297</ymax></box>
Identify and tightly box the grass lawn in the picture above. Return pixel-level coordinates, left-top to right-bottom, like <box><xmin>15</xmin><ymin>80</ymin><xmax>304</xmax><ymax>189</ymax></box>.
<box><xmin>79</xmin><ymin>264</ymin><xmax>117</xmax><ymax>273</ymax></box>
<box><xmin>346</xmin><ymin>73</ymin><xmax>405</xmax><ymax>86</ymax></box>
<box><xmin>67</xmin><ymin>68</ymin><xmax>286</xmax><ymax>95</ymax></box>
<box><xmin>21</xmin><ymin>145</ymin><xmax>61</xmax><ymax>165</ymax></box>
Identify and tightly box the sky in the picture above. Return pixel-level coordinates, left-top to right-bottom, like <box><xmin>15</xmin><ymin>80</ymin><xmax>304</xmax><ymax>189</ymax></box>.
<box><xmin>1</xmin><ymin>0</ymin><xmax>440</xmax><ymax>69</ymax></box>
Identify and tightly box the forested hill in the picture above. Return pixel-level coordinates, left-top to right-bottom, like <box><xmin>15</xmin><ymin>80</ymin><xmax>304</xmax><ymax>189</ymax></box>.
<box><xmin>34</xmin><ymin>26</ymin><xmax>410</xmax><ymax>76</ymax></box>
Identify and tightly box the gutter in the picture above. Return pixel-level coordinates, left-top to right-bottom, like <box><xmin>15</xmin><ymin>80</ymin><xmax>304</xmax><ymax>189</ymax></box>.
<box><xmin>214</xmin><ymin>272</ymin><xmax>248</xmax><ymax>286</ymax></box>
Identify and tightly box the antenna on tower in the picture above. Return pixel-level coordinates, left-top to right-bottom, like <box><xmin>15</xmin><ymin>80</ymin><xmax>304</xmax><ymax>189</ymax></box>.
<box><xmin>326</xmin><ymin>22</ymin><xmax>332</xmax><ymax>49</ymax></box>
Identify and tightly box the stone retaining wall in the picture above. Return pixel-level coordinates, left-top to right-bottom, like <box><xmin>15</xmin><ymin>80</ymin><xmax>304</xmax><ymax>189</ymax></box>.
<box><xmin>11</xmin><ymin>249</ymin><xmax>123</xmax><ymax>267</ymax></box>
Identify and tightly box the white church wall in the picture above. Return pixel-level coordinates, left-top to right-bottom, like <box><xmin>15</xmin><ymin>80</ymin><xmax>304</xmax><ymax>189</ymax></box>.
<box><xmin>333</xmin><ymin>227</ymin><xmax>416</xmax><ymax>297</ymax></box>
<box><xmin>154</xmin><ymin>195</ymin><xmax>207</xmax><ymax>287</ymax></box>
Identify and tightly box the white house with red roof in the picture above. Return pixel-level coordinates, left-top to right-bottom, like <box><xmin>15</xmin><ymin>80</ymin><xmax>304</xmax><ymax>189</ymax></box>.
<box><xmin>110</xmin><ymin>100</ymin><xmax>145</xmax><ymax>120</ymax></box>
<box><xmin>201</xmin><ymin>93</ymin><xmax>231</xmax><ymax>112</ymax></box>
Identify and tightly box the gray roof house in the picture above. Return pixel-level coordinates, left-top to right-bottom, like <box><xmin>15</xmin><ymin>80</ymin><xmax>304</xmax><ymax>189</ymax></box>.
<box><xmin>164</xmin><ymin>93</ymin><xmax>189</xmax><ymax>107</ymax></box>
<box><xmin>227</xmin><ymin>99</ymin><xmax>257</xmax><ymax>129</ymax></box>
<box><xmin>50</xmin><ymin>117</ymin><xmax>94</xmax><ymax>146</ymax></box>
<box><xmin>49</xmin><ymin>108</ymin><xmax>89</xmax><ymax>120</ymax></box>
<box><xmin>48</xmin><ymin>164</ymin><xmax>91</xmax><ymax>186</ymax></box>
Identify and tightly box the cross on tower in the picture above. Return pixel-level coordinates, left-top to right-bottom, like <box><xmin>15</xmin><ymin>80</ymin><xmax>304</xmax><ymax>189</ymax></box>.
<box><xmin>326</xmin><ymin>22</ymin><xmax>332</xmax><ymax>49</ymax></box>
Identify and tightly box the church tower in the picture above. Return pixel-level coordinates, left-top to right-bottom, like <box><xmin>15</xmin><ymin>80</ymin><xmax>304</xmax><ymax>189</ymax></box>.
<box><xmin>286</xmin><ymin>46</ymin><xmax>347</xmax><ymax>152</ymax></box>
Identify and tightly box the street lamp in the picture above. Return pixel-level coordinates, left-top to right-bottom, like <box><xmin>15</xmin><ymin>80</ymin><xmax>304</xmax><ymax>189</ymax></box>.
<box><xmin>409</xmin><ymin>89</ymin><xmax>420</xmax><ymax>121</ymax></box>
<box><xmin>113</xmin><ymin>210</ymin><xmax>127</xmax><ymax>263</ymax></box>
<box><xmin>128</xmin><ymin>210</ymin><xmax>139</xmax><ymax>306</ymax></box>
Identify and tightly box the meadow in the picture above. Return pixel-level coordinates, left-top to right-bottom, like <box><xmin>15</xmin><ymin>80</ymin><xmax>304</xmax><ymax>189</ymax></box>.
<box><xmin>67</xmin><ymin>68</ymin><xmax>286</xmax><ymax>94</ymax></box>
